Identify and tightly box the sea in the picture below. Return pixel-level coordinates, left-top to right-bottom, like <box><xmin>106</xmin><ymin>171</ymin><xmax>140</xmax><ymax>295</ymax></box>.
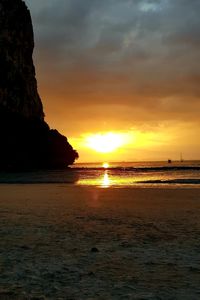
<box><xmin>1</xmin><ymin>160</ymin><xmax>200</xmax><ymax>187</ymax></box>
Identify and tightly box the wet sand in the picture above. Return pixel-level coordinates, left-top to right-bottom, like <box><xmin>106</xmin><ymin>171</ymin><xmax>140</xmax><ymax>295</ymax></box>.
<box><xmin>0</xmin><ymin>185</ymin><xmax>200</xmax><ymax>299</ymax></box>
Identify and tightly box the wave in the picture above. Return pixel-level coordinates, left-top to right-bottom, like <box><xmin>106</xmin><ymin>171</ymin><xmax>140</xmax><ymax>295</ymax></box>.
<box><xmin>138</xmin><ymin>179</ymin><xmax>200</xmax><ymax>185</ymax></box>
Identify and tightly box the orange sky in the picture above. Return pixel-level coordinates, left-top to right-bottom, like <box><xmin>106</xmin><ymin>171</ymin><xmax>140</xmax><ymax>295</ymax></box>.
<box><xmin>26</xmin><ymin>0</ymin><xmax>200</xmax><ymax>162</ymax></box>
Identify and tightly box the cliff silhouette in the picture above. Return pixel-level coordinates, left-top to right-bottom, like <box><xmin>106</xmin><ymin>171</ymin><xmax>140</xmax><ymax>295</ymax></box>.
<box><xmin>0</xmin><ymin>0</ymin><xmax>78</xmax><ymax>170</ymax></box>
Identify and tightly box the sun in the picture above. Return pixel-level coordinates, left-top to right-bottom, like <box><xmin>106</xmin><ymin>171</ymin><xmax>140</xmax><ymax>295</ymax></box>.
<box><xmin>85</xmin><ymin>132</ymin><xmax>126</xmax><ymax>153</ymax></box>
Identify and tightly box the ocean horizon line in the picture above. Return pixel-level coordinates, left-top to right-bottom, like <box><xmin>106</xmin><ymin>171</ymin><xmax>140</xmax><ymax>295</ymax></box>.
<box><xmin>74</xmin><ymin>159</ymin><xmax>200</xmax><ymax>164</ymax></box>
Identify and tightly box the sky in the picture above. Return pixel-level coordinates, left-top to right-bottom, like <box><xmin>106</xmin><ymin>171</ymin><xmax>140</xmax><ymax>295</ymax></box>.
<box><xmin>25</xmin><ymin>0</ymin><xmax>200</xmax><ymax>162</ymax></box>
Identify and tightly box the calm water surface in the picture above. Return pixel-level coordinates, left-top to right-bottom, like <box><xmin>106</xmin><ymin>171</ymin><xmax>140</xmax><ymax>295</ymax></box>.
<box><xmin>1</xmin><ymin>161</ymin><xmax>200</xmax><ymax>187</ymax></box>
<box><xmin>74</xmin><ymin>161</ymin><xmax>200</xmax><ymax>187</ymax></box>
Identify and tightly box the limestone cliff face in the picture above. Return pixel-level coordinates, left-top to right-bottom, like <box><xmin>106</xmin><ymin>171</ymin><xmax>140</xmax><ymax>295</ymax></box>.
<box><xmin>0</xmin><ymin>0</ymin><xmax>78</xmax><ymax>170</ymax></box>
<box><xmin>0</xmin><ymin>0</ymin><xmax>44</xmax><ymax>119</ymax></box>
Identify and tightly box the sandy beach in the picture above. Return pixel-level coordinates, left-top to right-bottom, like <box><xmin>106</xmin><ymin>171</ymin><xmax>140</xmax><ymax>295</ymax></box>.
<box><xmin>0</xmin><ymin>185</ymin><xmax>200</xmax><ymax>299</ymax></box>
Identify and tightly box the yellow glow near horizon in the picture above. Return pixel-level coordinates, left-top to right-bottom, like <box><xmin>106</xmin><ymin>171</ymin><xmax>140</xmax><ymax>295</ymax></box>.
<box><xmin>69</xmin><ymin>127</ymin><xmax>176</xmax><ymax>162</ymax></box>
<box><xmin>85</xmin><ymin>132</ymin><xmax>128</xmax><ymax>153</ymax></box>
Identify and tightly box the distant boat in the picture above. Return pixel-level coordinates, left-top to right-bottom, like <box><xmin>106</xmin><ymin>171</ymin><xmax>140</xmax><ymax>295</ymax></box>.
<box><xmin>168</xmin><ymin>159</ymin><xmax>172</xmax><ymax>164</ymax></box>
<box><xmin>180</xmin><ymin>152</ymin><xmax>184</xmax><ymax>162</ymax></box>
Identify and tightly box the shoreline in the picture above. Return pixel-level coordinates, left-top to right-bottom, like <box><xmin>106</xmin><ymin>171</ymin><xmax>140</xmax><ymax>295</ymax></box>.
<box><xmin>1</xmin><ymin>183</ymin><xmax>200</xmax><ymax>189</ymax></box>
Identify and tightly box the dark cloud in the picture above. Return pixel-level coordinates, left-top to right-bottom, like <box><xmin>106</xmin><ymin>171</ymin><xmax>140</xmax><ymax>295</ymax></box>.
<box><xmin>25</xmin><ymin>0</ymin><xmax>200</xmax><ymax>132</ymax></box>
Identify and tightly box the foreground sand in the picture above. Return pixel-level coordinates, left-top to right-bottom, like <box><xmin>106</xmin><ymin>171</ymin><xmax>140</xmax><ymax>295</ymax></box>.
<box><xmin>0</xmin><ymin>185</ymin><xmax>200</xmax><ymax>300</ymax></box>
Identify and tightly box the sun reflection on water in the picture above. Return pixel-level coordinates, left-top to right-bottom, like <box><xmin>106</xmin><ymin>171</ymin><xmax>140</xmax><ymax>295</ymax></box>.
<box><xmin>77</xmin><ymin>170</ymin><xmax>112</xmax><ymax>187</ymax></box>
<box><xmin>101</xmin><ymin>171</ymin><xmax>111</xmax><ymax>188</ymax></box>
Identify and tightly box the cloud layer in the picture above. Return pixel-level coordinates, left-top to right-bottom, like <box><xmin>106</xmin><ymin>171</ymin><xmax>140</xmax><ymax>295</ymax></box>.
<box><xmin>25</xmin><ymin>0</ymin><xmax>200</xmax><ymax>156</ymax></box>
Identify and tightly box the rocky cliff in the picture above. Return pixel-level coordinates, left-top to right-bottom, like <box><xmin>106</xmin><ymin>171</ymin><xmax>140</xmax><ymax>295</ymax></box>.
<box><xmin>0</xmin><ymin>0</ymin><xmax>44</xmax><ymax>119</ymax></box>
<box><xmin>0</xmin><ymin>0</ymin><xmax>78</xmax><ymax>170</ymax></box>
